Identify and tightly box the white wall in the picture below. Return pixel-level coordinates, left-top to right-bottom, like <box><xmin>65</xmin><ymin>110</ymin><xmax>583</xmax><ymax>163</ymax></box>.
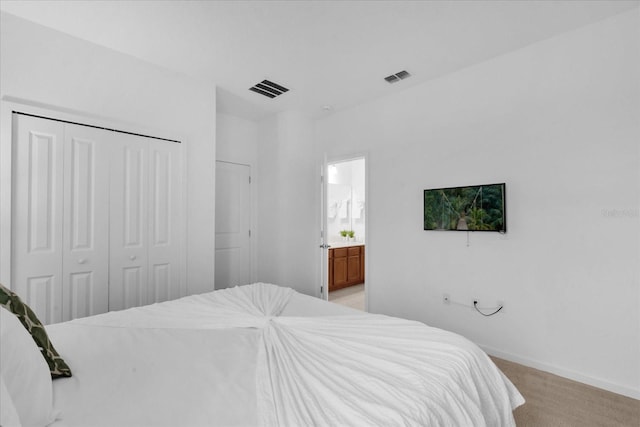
<box><xmin>216</xmin><ymin>112</ymin><xmax>259</xmax><ymax>283</ymax></box>
<box><xmin>0</xmin><ymin>13</ymin><xmax>217</xmax><ymax>295</ymax></box>
<box><xmin>315</xmin><ymin>10</ymin><xmax>640</xmax><ymax>398</ymax></box>
<box><xmin>256</xmin><ymin>111</ymin><xmax>318</xmax><ymax>296</ymax></box>
<box><xmin>216</xmin><ymin>113</ymin><xmax>258</xmax><ymax>166</ymax></box>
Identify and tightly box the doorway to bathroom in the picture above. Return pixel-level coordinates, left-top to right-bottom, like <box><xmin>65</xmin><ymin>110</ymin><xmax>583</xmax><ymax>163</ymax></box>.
<box><xmin>324</xmin><ymin>157</ymin><xmax>366</xmax><ymax>311</ymax></box>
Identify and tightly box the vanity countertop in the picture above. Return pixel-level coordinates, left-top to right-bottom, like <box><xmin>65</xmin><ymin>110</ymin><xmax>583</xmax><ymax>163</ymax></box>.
<box><xmin>328</xmin><ymin>242</ymin><xmax>365</xmax><ymax>249</ymax></box>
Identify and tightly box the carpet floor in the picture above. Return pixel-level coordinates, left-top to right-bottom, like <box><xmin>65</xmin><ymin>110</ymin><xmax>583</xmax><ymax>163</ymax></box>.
<box><xmin>492</xmin><ymin>357</ymin><xmax>640</xmax><ymax>427</ymax></box>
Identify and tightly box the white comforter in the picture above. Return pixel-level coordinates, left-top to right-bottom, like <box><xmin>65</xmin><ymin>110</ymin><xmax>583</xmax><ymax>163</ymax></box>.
<box><xmin>47</xmin><ymin>283</ymin><xmax>523</xmax><ymax>426</ymax></box>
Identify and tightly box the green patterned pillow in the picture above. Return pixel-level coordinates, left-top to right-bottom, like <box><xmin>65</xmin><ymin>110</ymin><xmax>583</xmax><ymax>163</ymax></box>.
<box><xmin>0</xmin><ymin>283</ymin><xmax>72</xmax><ymax>378</ymax></box>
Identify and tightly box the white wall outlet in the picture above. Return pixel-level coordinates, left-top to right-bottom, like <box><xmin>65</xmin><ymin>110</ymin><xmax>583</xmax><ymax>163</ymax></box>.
<box><xmin>443</xmin><ymin>294</ymin><xmax>450</xmax><ymax>304</ymax></box>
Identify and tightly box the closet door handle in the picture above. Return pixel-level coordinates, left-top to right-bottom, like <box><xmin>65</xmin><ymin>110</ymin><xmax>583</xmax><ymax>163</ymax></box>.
<box><xmin>77</xmin><ymin>258</ymin><xmax>87</xmax><ymax>264</ymax></box>
<box><xmin>129</xmin><ymin>255</ymin><xmax>137</xmax><ymax>261</ymax></box>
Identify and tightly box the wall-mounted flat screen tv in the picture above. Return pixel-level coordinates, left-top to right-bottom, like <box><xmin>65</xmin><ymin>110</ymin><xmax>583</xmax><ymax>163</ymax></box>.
<box><xmin>424</xmin><ymin>183</ymin><xmax>506</xmax><ymax>232</ymax></box>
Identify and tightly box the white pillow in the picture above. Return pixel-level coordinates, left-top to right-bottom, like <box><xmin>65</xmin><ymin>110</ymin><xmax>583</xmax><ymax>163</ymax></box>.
<box><xmin>0</xmin><ymin>375</ymin><xmax>22</xmax><ymax>427</ymax></box>
<box><xmin>0</xmin><ymin>307</ymin><xmax>55</xmax><ymax>427</ymax></box>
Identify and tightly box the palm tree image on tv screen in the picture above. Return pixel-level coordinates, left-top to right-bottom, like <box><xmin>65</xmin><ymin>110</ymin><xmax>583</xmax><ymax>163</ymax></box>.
<box><xmin>423</xmin><ymin>183</ymin><xmax>506</xmax><ymax>232</ymax></box>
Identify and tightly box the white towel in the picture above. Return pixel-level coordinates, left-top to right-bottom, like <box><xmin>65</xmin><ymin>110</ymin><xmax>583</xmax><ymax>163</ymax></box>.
<box><xmin>328</xmin><ymin>201</ymin><xmax>338</xmax><ymax>219</ymax></box>
<box><xmin>352</xmin><ymin>199</ymin><xmax>364</xmax><ymax>219</ymax></box>
<box><xmin>339</xmin><ymin>199</ymin><xmax>349</xmax><ymax>219</ymax></box>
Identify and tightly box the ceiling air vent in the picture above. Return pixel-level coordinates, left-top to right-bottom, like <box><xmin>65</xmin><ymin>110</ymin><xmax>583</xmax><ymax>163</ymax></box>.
<box><xmin>384</xmin><ymin>70</ymin><xmax>411</xmax><ymax>83</ymax></box>
<box><xmin>249</xmin><ymin>79</ymin><xmax>290</xmax><ymax>98</ymax></box>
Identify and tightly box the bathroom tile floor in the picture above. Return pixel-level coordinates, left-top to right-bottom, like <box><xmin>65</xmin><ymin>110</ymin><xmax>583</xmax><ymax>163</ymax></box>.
<box><xmin>329</xmin><ymin>284</ymin><xmax>365</xmax><ymax>311</ymax></box>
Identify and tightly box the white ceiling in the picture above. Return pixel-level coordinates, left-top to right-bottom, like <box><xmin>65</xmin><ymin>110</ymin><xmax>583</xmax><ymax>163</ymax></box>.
<box><xmin>1</xmin><ymin>0</ymin><xmax>638</xmax><ymax>120</ymax></box>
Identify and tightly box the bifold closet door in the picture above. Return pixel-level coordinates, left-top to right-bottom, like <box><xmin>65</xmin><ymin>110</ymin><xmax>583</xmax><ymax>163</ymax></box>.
<box><xmin>109</xmin><ymin>134</ymin><xmax>149</xmax><ymax>310</ymax></box>
<box><xmin>12</xmin><ymin>116</ymin><xmax>109</xmax><ymax>323</ymax></box>
<box><xmin>13</xmin><ymin>116</ymin><xmax>65</xmax><ymax>324</ymax></box>
<box><xmin>61</xmin><ymin>124</ymin><xmax>110</xmax><ymax>321</ymax></box>
<box><xmin>109</xmin><ymin>134</ymin><xmax>183</xmax><ymax>311</ymax></box>
<box><xmin>13</xmin><ymin>114</ymin><xmax>183</xmax><ymax>321</ymax></box>
<box><xmin>147</xmin><ymin>140</ymin><xmax>182</xmax><ymax>304</ymax></box>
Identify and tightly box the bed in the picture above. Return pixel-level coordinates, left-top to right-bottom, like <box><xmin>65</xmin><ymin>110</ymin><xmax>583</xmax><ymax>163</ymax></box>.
<box><xmin>1</xmin><ymin>282</ymin><xmax>524</xmax><ymax>426</ymax></box>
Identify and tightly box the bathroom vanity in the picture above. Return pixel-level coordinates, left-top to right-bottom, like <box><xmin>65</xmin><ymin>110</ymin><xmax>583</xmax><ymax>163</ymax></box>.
<box><xmin>328</xmin><ymin>243</ymin><xmax>365</xmax><ymax>292</ymax></box>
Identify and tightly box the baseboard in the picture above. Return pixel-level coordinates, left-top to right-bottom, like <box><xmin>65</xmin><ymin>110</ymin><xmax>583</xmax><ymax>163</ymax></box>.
<box><xmin>480</xmin><ymin>344</ymin><xmax>640</xmax><ymax>400</ymax></box>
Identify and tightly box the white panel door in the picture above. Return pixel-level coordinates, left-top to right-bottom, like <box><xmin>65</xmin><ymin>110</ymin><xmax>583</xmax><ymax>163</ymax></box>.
<box><xmin>12</xmin><ymin>115</ymin><xmax>65</xmax><ymax>324</ymax></box>
<box><xmin>147</xmin><ymin>139</ymin><xmax>183</xmax><ymax>303</ymax></box>
<box><xmin>13</xmin><ymin>114</ymin><xmax>184</xmax><ymax>320</ymax></box>
<box><xmin>215</xmin><ymin>161</ymin><xmax>251</xmax><ymax>289</ymax></box>
<box><xmin>110</xmin><ymin>133</ymin><xmax>183</xmax><ymax>309</ymax></box>
<box><xmin>109</xmin><ymin>133</ymin><xmax>149</xmax><ymax>311</ymax></box>
<box><xmin>61</xmin><ymin>124</ymin><xmax>110</xmax><ymax>321</ymax></box>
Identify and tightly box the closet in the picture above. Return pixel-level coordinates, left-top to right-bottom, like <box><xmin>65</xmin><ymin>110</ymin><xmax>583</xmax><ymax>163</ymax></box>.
<box><xmin>12</xmin><ymin>114</ymin><xmax>184</xmax><ymax>324</ymax></box>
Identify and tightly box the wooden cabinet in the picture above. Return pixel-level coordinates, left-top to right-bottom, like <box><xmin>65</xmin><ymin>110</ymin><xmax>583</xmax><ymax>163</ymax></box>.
<box><xmin>328</xmin><ymin>245</ymin><xmax>364</xmax><ymax>292</ymax></box>
<box><xmin>332</xmin><ymin>248</ymin><xmax>347</xmax><ymax>288</ymax></box>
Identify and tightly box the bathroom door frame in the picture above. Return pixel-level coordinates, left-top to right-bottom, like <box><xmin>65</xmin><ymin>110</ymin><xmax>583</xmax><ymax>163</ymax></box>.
<box><xmin>319</xmin><ymin>152</ymin><xmax>369</xmax><ymax>312</ymax></box>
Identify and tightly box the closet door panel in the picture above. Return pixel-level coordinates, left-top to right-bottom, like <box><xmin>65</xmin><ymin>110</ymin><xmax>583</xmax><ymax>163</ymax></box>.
<box><xmin>13</xmin><ymin>115</ymin><xmax>65</xmax><ymax>324</ymax></box>
<box><xmin>61</xmin><ymin>124</ymin><xmax>110</xmax><ymax>321</ymax></box>
<box><xmin>109</xmin><ymin>134</ymin><xmax>149</xmax><ymax>311</ymax></box>
<box><xmin>148</xmin><ymin>141</ymin><xmax>182</xmax><ymax>303</ymax></box>
<box><xmin>25</xmin><ymin>276</ymin><xmax>57</xmax><ymax>323</ymax></box>
<box><xmin>68</xmin><ymin>272</ymin><xmax>94</xmax><ymax>319</ymax></box>
<box><xmin>13</xmin><ymin>114</ymin><xmax>185</xmax><ymax>321</ymax></box>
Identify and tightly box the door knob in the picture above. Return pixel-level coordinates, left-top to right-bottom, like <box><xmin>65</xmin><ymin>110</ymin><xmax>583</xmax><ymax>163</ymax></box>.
<box><xmin>318</xmin><ymin>244</ymin><xmax>331</xmax><ymax>249</ymax></box>
<box><xmin>129</xmin><ymin>255</ymin><xmax>137</xmax><ymax>261</ymax></box>
<box><xmin>77</xmin><ymin>258</ymin><xmax>87</xmax><ymax>264</ymax></box>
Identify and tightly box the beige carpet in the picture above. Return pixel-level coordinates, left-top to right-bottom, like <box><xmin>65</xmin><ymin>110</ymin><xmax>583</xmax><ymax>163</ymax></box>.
<box><xmin>492</xmin><ymin>357</ymin><xmax>640</xmax><ymax>427</ymax></box>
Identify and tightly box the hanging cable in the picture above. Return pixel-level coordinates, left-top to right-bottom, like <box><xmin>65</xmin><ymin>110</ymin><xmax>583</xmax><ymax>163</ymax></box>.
<box><xmin>473</xmin><ymin>301</ymin><xmax>503</xmax><ymax>316</ymax></box>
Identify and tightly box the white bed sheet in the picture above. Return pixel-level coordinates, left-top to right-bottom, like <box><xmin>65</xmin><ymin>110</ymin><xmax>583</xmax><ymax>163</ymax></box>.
<box><xmin>46</xmin><ymin>283</ymin><xmax>523</xmax><ymax>427</ymax></box>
